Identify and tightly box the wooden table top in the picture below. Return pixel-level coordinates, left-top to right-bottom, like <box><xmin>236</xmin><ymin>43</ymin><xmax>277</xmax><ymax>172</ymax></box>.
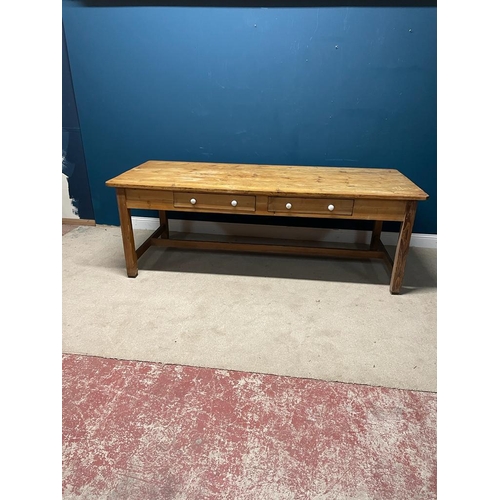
<box><xmin>106</xmin><ymin>161</ymin><xmax>428</xmax><ymax>200</ymax></box>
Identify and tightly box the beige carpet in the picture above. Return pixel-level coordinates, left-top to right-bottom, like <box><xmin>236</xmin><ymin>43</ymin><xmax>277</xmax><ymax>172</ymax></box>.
<box><xmin>62</xmin><ymin>225</ymin><xmax>436</xmax><ymax>392</ymax></box>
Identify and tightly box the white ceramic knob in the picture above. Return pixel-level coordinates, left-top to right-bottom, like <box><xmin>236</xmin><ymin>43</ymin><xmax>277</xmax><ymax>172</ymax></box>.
<box><xmin>286</xmin><ymin>203</ymin><xmax>292</xmax><ymax>210</ymax></box>
<box><xmin>231</xmin><ymin>200</ymin><xmax>238</xmax><ymax>207</ymax></box>
<box><xmin>328</xmin><ymin>204</ymin><xmax>335</xmax><ymax>211</ymax></box>
<box><xmin>190</xmin><ymin>198</ymin><xmax>197</xmax><ymax>205</ymax></box>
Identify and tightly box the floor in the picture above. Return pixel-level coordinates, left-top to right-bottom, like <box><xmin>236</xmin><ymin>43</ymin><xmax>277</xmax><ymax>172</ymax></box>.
<box><xmin>62</xmin><ymin>223</ymin><xmax>437</xmax><ymax>500</ymax></box>
<box><xmin>63</xmin><ymin>223</ymin><xmax>77</xmax><ymax>236</ymax></box>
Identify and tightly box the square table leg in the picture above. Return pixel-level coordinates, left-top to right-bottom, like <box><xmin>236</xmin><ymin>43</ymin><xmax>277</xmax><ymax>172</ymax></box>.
<box><xmin>116</xmin><ymin>188</ymin><xmax>138</xmax><ymax>278</ymax></box>
<box><xmin>158</xmin><ymin>211</ymin><xmax>170</xmax><ymax>239</ymax></box>
<box><xmin>390</xmin><ymin>201</ymin><xmax>417</xmax><ymax>294</ymax></box>
<box><xmin>370</xmin><ymin>220</ymin><xmax>383</xmax><ymax>250</ymax></box>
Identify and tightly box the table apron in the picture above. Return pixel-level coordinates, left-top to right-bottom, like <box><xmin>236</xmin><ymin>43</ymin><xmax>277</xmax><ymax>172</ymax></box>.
<box><xmin>124</xmin><ymin>189</ymin><xmax>407</xmax><ymax>221</ymax></box>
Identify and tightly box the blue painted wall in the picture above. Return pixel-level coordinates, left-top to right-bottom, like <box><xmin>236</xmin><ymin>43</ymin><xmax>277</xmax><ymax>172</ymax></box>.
<box><xmin>63</xmin><ymin>3</ymin><xmax>436</xmax><ymax>234</ymax></box>
<box><xmin>62</xmin><ymin>23</ymin><xmax>95</xmax><ymax>220</ymax></box>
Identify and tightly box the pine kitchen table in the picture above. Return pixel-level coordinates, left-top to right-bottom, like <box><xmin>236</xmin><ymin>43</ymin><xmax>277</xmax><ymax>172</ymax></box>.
<box><xmin>106</xmin><ymin>161</ymin><xmax>428</xmax><ymax>294</ymax></box>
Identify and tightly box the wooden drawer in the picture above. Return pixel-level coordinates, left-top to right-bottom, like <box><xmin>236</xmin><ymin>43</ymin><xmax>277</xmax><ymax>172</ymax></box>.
<box><xmin>268</xmin><ymin>197</ymin><xmax>354</xmax><ymax>216</ymax></box>
<box><xmin>173</xmin><ymin>192</ymin><xmax>256</xmax><ymax>212</ymax></box>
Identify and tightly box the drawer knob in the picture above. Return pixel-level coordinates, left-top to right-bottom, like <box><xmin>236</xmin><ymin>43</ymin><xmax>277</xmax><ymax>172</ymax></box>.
<box><xmin>328</xmin><ymin>204</ymin><xmax>335</xmax><ymax>211</ymax></box>
<box><xmin>231</xmin><ymin>200</ymin><xmax>238</xmax><ymax>207</ymax></box>
<box><xmin>190</xmin><ymin>198</ymin><xmax>197</xmax><ymax>205</ymax></box>
<box><xmin>285</xmin><ymin>203</ymin><xmax>292</xmax><ymax>210</ymax></box>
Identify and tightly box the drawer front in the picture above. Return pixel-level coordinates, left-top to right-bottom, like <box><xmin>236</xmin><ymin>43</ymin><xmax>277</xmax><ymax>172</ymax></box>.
<box><xmin>173</xmin><ymin>192</ymin><xmax>256</xmax><ymax>212</ymax></box>
<box><xmin>268</xmin><ymin>197</ymin><xmax>354</xmax><ymax>216</ymax></box>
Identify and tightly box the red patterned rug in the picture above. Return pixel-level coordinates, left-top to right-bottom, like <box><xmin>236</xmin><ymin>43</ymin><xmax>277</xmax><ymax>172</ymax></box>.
<box><xmin>62</xmin><ymin>354</ymin><xmax>436</xmax><ymax>499</ymax></box>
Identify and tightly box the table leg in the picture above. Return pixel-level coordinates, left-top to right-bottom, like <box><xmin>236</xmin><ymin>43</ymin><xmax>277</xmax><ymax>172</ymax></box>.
<box><xmin>159</xmin><ymin>211</ymin><xmax>170</xmax><ymax>239</ymax></box>
<box><xmin>390</xmin><ymin>201</ymin><xmax>417</xmax><ymax>294</ymax></box>
<box><xmin>370</xmin><ymin>220</ymin><xmax>383</xmax><ymax>250</ymax></box>
<box><xmin>116</xmin><ymin>188</ymin><xmax>138</xmax><ymax>278</ymax></box>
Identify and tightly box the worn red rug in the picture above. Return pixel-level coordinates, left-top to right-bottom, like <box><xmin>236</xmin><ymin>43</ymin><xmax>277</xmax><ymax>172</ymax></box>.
<box><xmin>62</xmin><ymin>354</ymin><xmax>436</xmax><ymax>499</ymax></box>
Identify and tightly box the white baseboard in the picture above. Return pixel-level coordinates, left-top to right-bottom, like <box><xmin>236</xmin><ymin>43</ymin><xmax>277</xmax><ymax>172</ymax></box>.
<box><xmin>131</xmin><ymin>216</ymin><xmax>437</xmax><ymax>249</ymax></box>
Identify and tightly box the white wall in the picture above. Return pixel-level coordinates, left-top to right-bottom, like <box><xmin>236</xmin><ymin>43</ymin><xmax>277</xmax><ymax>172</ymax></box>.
<box><xmin>62</xmin><ymin>171</ymin><xmax>79</xmax><ymax>219</ymax></box>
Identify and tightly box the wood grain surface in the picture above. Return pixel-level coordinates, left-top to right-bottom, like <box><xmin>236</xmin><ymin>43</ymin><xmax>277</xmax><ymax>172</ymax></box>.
<box><xmin>106</xmin><ymin>161</ymin><xmax>429</xmax><ymax>200</ymax></box>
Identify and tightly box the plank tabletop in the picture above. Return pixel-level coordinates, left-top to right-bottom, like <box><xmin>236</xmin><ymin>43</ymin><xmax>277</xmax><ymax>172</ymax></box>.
<box><xmin>106</xmin><ymin>161</ymin><xmax>428</xmax><ymax>200</ymax></box>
